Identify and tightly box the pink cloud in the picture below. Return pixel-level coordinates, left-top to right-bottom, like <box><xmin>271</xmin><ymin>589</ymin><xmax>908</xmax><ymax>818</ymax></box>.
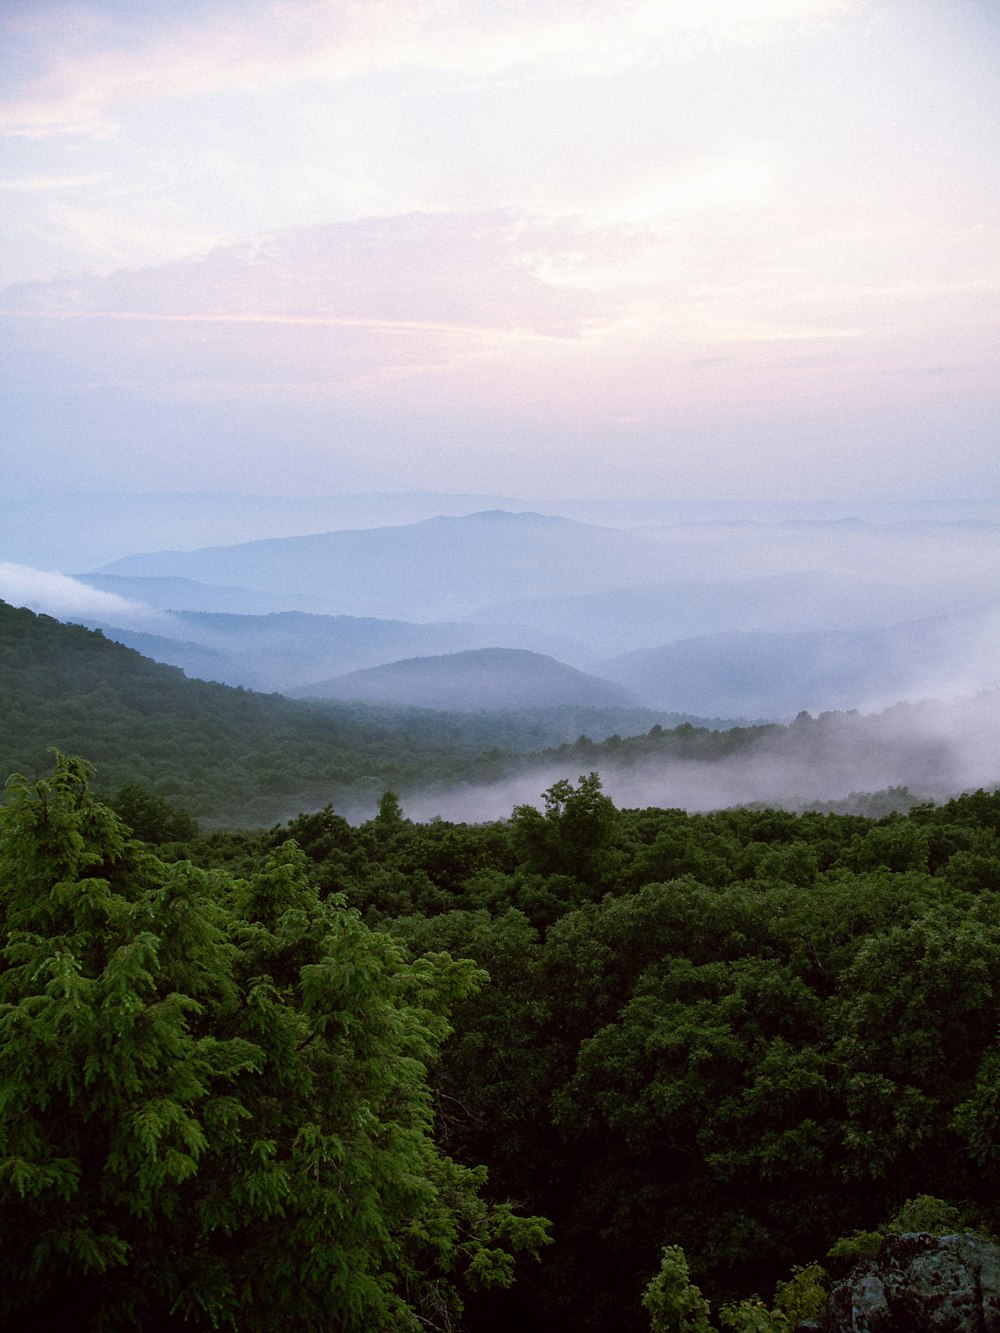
<box><xmin>0</xmin><ymin>0</ymin><xmax>861</xmax><ymax>138</ymax></box>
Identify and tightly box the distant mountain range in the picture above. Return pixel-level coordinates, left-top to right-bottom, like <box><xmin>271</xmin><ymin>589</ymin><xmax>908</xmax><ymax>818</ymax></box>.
<box><xmin>21</xmin><ymin>503</ymin><xmax>987</xmax><ymax>718</ymax></box>
<box><xmin>82</xmin><ymin>608</ymin><xmax>582</xmax><ymax>693</ymax></box>
<box><xmin>470</xmin><ymin>570</ymin><xmax>968</xmax><ymax>656</ymax></box>
<box><xmin>0</xmin><ymin>598</ymin><xmax>728</xmax><ymax>822</ymax></box>
<box><xmin>0</xmin><ymin>490</ymin><xmax>525</xmax><ymax>571</ymax></box>
<box><xmin>4</xmin><ymin>487</ymin><xmax>1000</xmax><ymax>573</ymax></box>
<box><xmin>90</xmin><ymin>510</ymin><xmax>668</xmax><ymax>621</ymax></box>
<box><xmin>600</xmin><ymin>610</ymin><xmax>998</xmax><ymax>717</ymax></box>
<box><xmin>81</xmin><ymin>574</ymin><xmax>339</xmax><ymax>616</ymax></box>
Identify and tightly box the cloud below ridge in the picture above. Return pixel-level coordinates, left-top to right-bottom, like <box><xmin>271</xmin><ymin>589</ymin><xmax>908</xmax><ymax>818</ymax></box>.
<box><xmin>0</xmin><ymin>563</ymin><xmax>160</xmax><ymax>625</ymax></box>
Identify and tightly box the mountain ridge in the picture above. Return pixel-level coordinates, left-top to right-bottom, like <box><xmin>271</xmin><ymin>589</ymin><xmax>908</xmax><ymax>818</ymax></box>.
<box><xmin>88</xmin><ymin>510</ymin><xmax>667</xmax><ymax>620</ymax></box>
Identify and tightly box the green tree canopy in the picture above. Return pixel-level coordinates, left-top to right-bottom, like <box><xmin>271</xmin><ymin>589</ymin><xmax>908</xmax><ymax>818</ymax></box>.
<box><xmin>511</xmin><ymin>772</ymin><xmax>619</xmax><ymax>886</ymax></box>
<box><xmin>0</xmin><ymin>754</ymin><xmax>548</xmax><ymax>1331</ymax></box>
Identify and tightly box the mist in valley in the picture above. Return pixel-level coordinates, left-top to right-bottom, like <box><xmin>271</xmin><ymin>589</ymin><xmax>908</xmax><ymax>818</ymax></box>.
<box><xmin>393</xmin><ymin>691</ymin><xmax>1000</xmax><ymax>827</ymax></box>
<box><xmin>3</xmin><ymin>496</ymin><xmax>998</xmax><ymax>824</ymax></box>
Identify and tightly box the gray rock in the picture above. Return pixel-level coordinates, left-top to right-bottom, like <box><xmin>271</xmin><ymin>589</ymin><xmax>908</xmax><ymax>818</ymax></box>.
<box><xmin>821</xmin><ymin>1232</ymin><xmax>1000</xmax><ymax>1332</ymax></box>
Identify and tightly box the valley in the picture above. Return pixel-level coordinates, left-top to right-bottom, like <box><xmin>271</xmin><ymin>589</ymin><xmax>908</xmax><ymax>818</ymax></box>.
<box><xmin>2</xmin><ymin>492</ymin><xmax>998</xmax><ymax>827</ymax></box>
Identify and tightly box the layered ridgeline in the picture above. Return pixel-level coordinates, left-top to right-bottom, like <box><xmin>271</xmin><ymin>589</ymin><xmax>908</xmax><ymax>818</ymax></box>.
<box><xmin>5</xmin><ymin>579</ymin><xmax>1000</xmax><ymax>1329</ymax></box>
<box><xmin>0</xmin><ymin>599</ymin><xmax>711</xmax><ymax>824</ymax></box>
<box><xmin>89</xmin><ymin>510</ymin><xmax>657</xmax><ymax>622</ymax></box>
<box><xmin>3</xmin><ymin>598</ymin><xmax>1000</xmax><ymax>825</ymax></box>
<box><xmin>78</xmin><ymin>610</ymin><xmax>600</xmax><ymax>695</ymax></box>
<box><xmin>70</xmin><ymin>508</ymin><xmax>1000</xmax><ymax>715</ymax></box>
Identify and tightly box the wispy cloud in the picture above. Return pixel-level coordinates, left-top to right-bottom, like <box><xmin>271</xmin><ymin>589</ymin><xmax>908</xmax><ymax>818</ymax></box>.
<box><xmin>0</xmin><ymin>207</ymin><xmax>876</xmax><ymax>415</ymax></box>
<box><xmin>0</xmin><ymin>0</ymin><xmax>996</xmax><ymax>503</ymax></box>
<box><xmin>0</xmin><ymin>1</ymin><xmax>860</xmax><ymax>138</ymax></box>
<box><xmin>0</xmin><ymin>562</ymin><xmax>160</xmax><ymax>623</ymax></box>
<box><xmin>0</xmin><ymin>306</ymin><xmax>565</xmax><ymax>341</ymax></box>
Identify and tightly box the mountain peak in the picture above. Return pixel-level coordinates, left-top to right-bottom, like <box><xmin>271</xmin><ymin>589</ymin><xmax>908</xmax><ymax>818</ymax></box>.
<box><xmin>430</xmin><ymin>509</ymin><xmax>563</xmax><ymax>524</ymax></box>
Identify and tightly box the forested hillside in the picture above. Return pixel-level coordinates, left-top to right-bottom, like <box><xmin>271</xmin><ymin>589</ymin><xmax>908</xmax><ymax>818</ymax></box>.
<box><xmin>0</xmin><ymin>599</ymin><xmax>713</xmax><ymax>823</ymax></box>
<box><xmin>6</xmin><ymin>0</ymin><xmax>1000</xmax><ymax>1322</ymax></box>
<box><xmin>298</xmin><ymin>647</ymin><xmax>637</xmax><ymax>710</ymax></box>
<box><xmin>4</xmin><ymin>598</ymin><xmax>1000</xmax><ymax>1328</ymax></box>
<box><xmin>0</xmin><ymin>599</ymin><xmax>499</xmax><ymax>823</ymax></box>
<box><xmin>0</xmin><ymin>755</ymin><xmax>550</xmax><ymax>1330</ymax></box>
<box><xmin>297</xmin><ymin>774</ymin><xmax>1000</xmax><ymax>1332</ymax></box>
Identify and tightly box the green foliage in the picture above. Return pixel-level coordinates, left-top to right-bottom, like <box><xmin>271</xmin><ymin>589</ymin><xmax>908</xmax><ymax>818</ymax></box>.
<box><xmin>772</xmin><ymin>1262</ymin><xmax>827</xmax><ymax>1323</ymax></box>
<box><xmin>224</xmin><ymin>778</ymin><xmax>1000</xmax><ymax>1331</ymax></box>
<box><xmin>0</xmin><ymin>600</ymin><xmax>740</xmax><ymax>826</ymax></box>
<box><xmin>826</xmin><ymin>1230</ymin><xmax>884</xmax><ymax>1266</ymax></box>
<box><xmin>0</xmin><ymin>754</ymin><xmax>549</xmax><ymax>1330</ymax></box>
<box><xmin>376</xmin><ymin>788</ymin><xmax>407</xmax><ymax>826</ymax></box>
<box><xmin>8</xmin><ymin>733</ymin><xmax>1000</xmax><ymax>1332</ymax></box>
<box><xmin>886</xmin><ymin>1194</ymin><xmax>972</xmax><ymax>1235</ymax></box>
<box><xmin>718</xmin><ymin>1298</ymin><xmax>785</xmax><ymax>1332</ymax></box>
<box><xmin>643</xmin><ymin>1245</ymin><xmax>713</xmax><ymax>1333</ymax></box>
<box><xmin>111</xmin><ymin>782</ymin><xmax>199</xmax><ymax>845</ymax></box>
<box><xmin>827</xmin><ymin>1195</ymin><xmax>988</xmax><ymax>1272</ymax></box>
<box><xmin>847</xmin><ymin>819</ymin><xmax>929</xmax><ymax>873</ymax></box>
<box><xmin>0</xmin><ymin>602</ymin><xmax>583</xmax><ymax>825</ymax></box>
<box><xmin>511</xmin><ymin>772</ymin><xmax>619</xmax><ymax>885</ymax></box>
<box><xmin>644</xmin><ymin>1254</ymin><xmax>827</xmax><ymax>1333</ymax></box>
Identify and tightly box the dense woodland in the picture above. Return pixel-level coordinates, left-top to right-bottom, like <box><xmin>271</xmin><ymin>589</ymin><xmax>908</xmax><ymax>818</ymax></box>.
<box><xmin>4</xmin><ymin>598</ymin><xmax>1000</xmax><ymax>1328</ymax></box>
<box><xmin>5</xmin><ymin>745</ymin><xmax>1000</xmax><ymax>1328</ymax></box>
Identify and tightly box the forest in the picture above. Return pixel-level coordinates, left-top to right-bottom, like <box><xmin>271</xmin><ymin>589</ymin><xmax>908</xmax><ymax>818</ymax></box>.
<box><xmin>4</xmin><ymin>599</ymin><xmax>1000</xmax><ymax>1327</ymax></box>
<box><xmin>4</xmin><ymin>740</ymin><xmax>1000</xmax><ymax>1329</ymax></box>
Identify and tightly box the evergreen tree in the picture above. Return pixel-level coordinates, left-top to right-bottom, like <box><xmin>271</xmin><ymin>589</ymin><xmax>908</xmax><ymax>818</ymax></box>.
<box><xmin>0</xmin><ymin>753</ymin><xmax>548</xmax><ymax>1330</ymax></box>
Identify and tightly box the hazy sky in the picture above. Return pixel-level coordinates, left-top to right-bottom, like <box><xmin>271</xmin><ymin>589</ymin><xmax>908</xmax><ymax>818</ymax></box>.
<box><xmin>1</xmin><ymin>0</ymin><xmax>998</xmax><ymax>502</ymax></box>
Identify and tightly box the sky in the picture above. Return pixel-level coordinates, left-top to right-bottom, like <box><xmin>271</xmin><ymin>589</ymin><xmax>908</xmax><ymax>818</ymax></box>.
<box><xmin>1</xmin><ymin>0</ymin><xmax>998</xmax><ymax>503</ymax></box>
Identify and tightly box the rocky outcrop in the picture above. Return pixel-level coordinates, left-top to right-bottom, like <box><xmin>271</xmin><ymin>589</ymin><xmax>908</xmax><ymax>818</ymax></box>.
<box><xmin>819</xmin><ymin>1232</ymin><xmax>1000</xmax><ymax>1332</ymax></box>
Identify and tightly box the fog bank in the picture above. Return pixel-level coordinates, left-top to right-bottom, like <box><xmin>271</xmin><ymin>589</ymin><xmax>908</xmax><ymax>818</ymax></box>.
<box><xmin>392</xmin><ymin>694</ymin><xmax>1000</xmax><ymax>824</ymax></box>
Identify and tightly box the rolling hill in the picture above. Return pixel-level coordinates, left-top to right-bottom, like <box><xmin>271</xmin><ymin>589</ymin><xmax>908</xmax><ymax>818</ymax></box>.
<box><xmin>0</xmin><ymin>599</ymin><xmax>710</xmax><ymax>822</ymax></box>
<box><xmin>0</xmin><ymin>598</ymin><xmax>517</xmax><ymax>823</ymax></box>
<box><xmin>296</xmin><ymin>648</ymin><xmax>639</xmax><ymax>711</ymax></box>
<box><xmin>4</xmin><ymin>594</ymin><xmax>998</xmax><ymax>828</ymax></box>
<box><xmin>470</xmin><ymin>570</ymin><xmax>970</xmax><ymax>657</ymax></box>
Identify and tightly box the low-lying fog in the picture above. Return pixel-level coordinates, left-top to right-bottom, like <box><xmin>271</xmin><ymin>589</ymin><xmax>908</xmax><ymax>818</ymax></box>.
<box><xmin>391</xmin><ymin>693</ymin><xmax>1000</xmax><ymax>825</ymax></box>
